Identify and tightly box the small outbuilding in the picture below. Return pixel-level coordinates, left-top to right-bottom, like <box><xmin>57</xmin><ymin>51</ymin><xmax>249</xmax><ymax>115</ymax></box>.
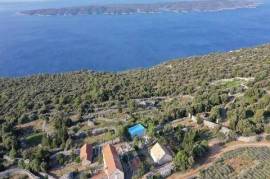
<box><xmin>128</xmin><ymin>124</ymin><xmax>146</xmax><ymax>139</ymax></box>
<box><xmin>150</xmin><ymin>142</ymin><xmax>172</xmax><ymax>165</ymax></box>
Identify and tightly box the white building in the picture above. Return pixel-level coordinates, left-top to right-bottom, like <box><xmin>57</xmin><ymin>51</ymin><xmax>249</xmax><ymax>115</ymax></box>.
<box><xmin>150</xmin><ymin>143</ymin><xmax>172</xmax><ymax>165</ymax></box>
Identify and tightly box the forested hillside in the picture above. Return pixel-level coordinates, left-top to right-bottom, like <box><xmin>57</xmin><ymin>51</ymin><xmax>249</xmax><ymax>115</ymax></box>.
<box><xmin>1</xmin><ymin>44</ymin><xmax>270</xmax><ymax>175</ymax></box>
<box><xmin>1</xmin><ymin>44</ymin><xmax>270</xmax><ymax>122</ymax></box>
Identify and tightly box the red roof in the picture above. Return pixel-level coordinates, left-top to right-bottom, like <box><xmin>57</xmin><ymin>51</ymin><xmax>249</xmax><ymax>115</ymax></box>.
<box><xmin>80</xmin><ymin>144</ymin><xmax>93</xmax><ymax>162</ymax></box>
<box><xmin>103</xmin><ymin>144</ymin><xmax>123</xmax><ymax>175</ymax></box>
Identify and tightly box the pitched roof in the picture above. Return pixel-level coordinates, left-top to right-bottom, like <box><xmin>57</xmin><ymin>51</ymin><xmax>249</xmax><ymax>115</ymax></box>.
<box><xmin>150</xmin><ymin>142</ymin><xmax>170</xmax><ymax>162</ymax></box>
<box><xmin>80</xmin><ymin>143</ymin><xmax>93</xmax><ymax>161</ymax></box>
<box><xmin>103</xmin><ymin>144</ymin><xmax>123</xmax><ymax>175</ymax></box>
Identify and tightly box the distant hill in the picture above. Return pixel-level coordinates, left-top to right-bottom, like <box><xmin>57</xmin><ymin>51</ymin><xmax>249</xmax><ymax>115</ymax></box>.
<box><xmin>20</xmin><ymin>0</ymin><xmax>260</xmax><ymax>16</ymax></box>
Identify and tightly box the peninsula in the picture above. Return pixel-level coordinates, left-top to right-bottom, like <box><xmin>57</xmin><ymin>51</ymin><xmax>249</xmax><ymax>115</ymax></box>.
<box><xmin>20</xmin><ymin>0</ymin><xmax>260</xmax><ymax>16</ymax></box>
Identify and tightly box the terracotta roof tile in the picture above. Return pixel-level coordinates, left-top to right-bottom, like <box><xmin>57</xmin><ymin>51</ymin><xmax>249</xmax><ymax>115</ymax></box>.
<box><xmin>80</xmin><ymin>144</ymin><xmax>93</xmax><ymax>162</ymax></box>
<box><xmin>103</xmin><ymin>144</ymin><xmax>123</xmax><ymax>175</ymax></box>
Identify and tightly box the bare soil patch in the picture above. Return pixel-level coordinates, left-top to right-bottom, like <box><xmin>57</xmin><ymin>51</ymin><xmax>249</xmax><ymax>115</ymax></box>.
<box><xmin>225</xmin><ymin>155</ymin><xmax>253</xmax><ymax>174</ymax></box>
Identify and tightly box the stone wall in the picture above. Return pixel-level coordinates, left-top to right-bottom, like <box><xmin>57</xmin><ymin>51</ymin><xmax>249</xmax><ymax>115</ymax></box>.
<box><xmin>203</xmin><ymin>120</ymin><xmax>219</xmax><ymax>129</ymax></box>
<box><xmin>237</xmin><ymin>136</ymin><xmax>258</xmax><ymax>142</ymax></box>
<box><xmin>0</xmin><ymin>168</ymin><xmax>38</xmax><ymax>179</ymax></box>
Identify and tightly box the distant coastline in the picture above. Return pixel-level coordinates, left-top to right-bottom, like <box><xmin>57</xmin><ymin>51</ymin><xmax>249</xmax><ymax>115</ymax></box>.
<box><xmin>20</xmin><ymin>0</ymin><xmax>261</xmax><ymax>16</ymax></box>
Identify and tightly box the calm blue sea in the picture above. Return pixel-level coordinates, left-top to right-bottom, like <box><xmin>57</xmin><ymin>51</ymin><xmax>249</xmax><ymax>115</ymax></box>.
<box><xmin>0</xmin><ymin>0</ymin><xmax>270</xmax><ymax>77</ymax></box>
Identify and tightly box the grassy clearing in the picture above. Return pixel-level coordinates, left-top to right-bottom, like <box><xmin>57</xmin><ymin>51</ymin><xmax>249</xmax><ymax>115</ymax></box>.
<box><xmin>16</xmin><ymin>119</ymin><xmax>44</xmax><ymax>131</ymax></box>
<box><xmin>221</xmin><ymin>80</ymin><xmax>242</xmax><ymax>89</ymax></box>
<box><xmin>213</xmin><ymin>79</ymin><xmax>242</xmax><ymax>89</ymax></box>
<box><xmin>83</xmin><ymin>131</ymin><xmax>116</xmax><ymax>145</ymax></box>
<box><xmin>25</xmin><ymin>132</ymin><xmax>43</xmax><ymax>146</ymax></box>
<box><xmin>50</xmin><ymin>162</ymin><xmax>86</xmax><ymax>177</ymax></box>
<box><xmin>7</xmin><ymin>174</ymin><xmax>29</xmax><ymax>179</ymax></box>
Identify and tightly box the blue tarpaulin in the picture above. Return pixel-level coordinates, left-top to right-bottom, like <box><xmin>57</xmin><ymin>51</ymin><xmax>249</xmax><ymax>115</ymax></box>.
<box><xmin>128</xmin><ymin>124</ymin><xmax>146</xmax><ymax>139</ymax></box>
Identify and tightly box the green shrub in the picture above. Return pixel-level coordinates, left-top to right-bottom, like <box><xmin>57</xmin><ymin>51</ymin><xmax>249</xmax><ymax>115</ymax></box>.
<box><xmin>265</xmin><ymin>125</ymin><xmax>270</xmax><ymax>134</ymax></box>
<box><xmin>174</xmin><ymin>150</ymin><xmax>193</xmax><ymax>171</ymax></box>
<box><xmin>56</xmin><ymin>153</ymin><xmax>66</xmax><ymax>165</ymax></box>
<box><xmin>0</xmin><ymin>159</ymin><xmax>5</xmax><ymax>172</ymax></box>
<box><xmin>75</xmin><ymin>157</ymin><xmax>81</xmax><ymax>163</ymax></box>
<box><xmin>265</xmin><ymin>135</ymin><xmax>270</xmax><ymax>141</ymax></box>
<box><xmin>196</xmin><ymin>116</ymin><xmax>203</xmax><ymax>125</ymax></box>
<box><xmin>25</xmin><ymin>133</ymin><xmax>43</xmax><ymax>146</ymax></box>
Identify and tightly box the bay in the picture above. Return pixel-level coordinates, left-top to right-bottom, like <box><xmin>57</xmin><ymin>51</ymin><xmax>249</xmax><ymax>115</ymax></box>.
<box><xmin>0</xmin><ymin>0</ymin><xmax>270</xmax><ymax>76</ymax></box>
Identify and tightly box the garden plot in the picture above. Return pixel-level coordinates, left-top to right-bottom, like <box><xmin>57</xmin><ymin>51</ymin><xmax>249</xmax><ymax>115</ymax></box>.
<box><xmin>211</xmin><ymin>77</ymin><xmax>254</xmax><ymax>90</ymax></box>
<box><xmin>198</xmin><ymin>147</ymin><xmax>270</xmax><ymax>179</ymax></box>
